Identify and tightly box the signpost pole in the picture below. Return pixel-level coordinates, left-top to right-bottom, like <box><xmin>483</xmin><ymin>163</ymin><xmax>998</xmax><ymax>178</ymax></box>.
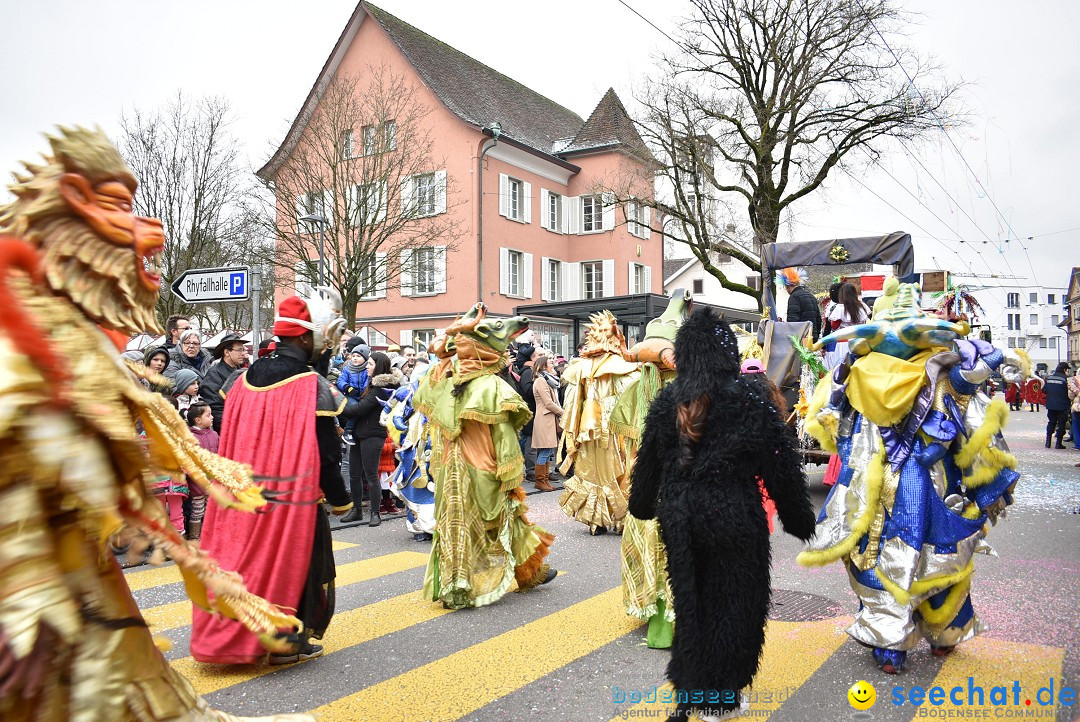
<box><xmin>251</xmin><ymin>272</ymin><xmax>262</xmax><ymax>349</ymax></box>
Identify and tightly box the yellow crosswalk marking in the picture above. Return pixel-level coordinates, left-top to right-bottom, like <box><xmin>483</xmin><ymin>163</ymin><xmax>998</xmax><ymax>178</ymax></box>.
<box><xmin>171</xmin><ymin>586</ymin><xmax>451</xmax><ymax>695</ymax></box>
<box><xmin>312</xmin><ymin>587</ymin><xmax>642</xmax><ymax>721</ymax></box>
<box><xmin>124</xmin><ymin>540</ymin><xmax>359</xmax><ymax>592</ymax></box>
<box><xmin>907</xmin><ymin>637</ymin><xmax>1065</xmax><ymax>720</ymax></box>
<box><xmin>609</xmin><ymin>616</ymin><xmax>851</xmax><ymax>721</ymax></box>
<box><xmin>142</xmin><ymin>550</ymin><xmax>428</xmax><ymax>632</ymax></box>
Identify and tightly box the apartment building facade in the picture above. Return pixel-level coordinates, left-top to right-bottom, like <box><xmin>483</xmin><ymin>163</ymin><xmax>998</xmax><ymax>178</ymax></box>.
<box><xmin>1064</xmin><ymin>267</ymin><xmax>1080</xmax><ymax>363</ymax></box>
<box><xmin>258</xmin><ymin>2</ymin><xmax>660</xmax><ymax>358</ymax></box>
<box><xmin>988</xmin><ymin>284</ymin><xmax>1069</xmax><ymax>365</ymax></box>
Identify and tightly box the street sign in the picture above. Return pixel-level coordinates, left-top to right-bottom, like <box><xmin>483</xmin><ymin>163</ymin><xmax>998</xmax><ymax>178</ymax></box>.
<box><xmin>170</xmin><ymin>266</ymin><xmax>251</xmax><ymax>304</ymax></box>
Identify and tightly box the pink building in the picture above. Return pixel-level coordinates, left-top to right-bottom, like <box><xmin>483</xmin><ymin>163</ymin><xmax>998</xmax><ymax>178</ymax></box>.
<box><xmin>258</xmin><ymin>2</ymin><xmax>659</xmax><ymax>357</ymax></box>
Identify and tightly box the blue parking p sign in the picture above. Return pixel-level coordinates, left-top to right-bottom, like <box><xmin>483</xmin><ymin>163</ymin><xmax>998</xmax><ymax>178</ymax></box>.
<box><xmin>170</xmin><ymin>266</ymin><xmax>251</xmax><ymax>303</ymax></box>
<box><xmin>230</xmin><ymin>272</ymin><xmax>246</xmax><ymax>297</ymax></box>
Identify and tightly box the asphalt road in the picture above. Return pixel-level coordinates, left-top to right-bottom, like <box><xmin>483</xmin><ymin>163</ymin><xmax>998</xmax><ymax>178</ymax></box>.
<box><xmin>130</xmin><ymin>408</ymin><xmax>1079</xmax><ymax>721</ymax></box>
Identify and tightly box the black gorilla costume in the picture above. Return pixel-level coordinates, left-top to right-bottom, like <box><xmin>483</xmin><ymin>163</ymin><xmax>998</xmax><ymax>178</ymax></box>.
<box><xmin>628</xmin><ymin>307</ymin><xmax>816</xmax><ymax>719</ymax></box>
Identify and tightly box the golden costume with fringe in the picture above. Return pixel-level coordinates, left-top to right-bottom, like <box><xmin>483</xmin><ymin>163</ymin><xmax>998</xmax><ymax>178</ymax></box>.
<box><xmin>557</xmin><ymin>311</ymin><xmax>640</xmax><ymax>533</ymax></box>
<box><xmin>0</xmin><ymin>127</ymin><xmax>310</xmax><ymax>721</ymax></box>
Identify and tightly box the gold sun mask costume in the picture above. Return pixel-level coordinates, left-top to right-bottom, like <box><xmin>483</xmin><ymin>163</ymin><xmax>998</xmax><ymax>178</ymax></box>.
<box><xmin>0</xmin><ymin>127</ymin><xmax>311</xmax><ymax>721</ymax></box>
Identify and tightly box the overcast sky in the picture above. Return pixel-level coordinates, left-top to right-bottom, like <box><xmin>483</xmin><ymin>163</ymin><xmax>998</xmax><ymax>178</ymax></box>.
<box><xmin>3</xmin><ymin>0</ymin><xmax>1078</xmax><ymax>308</ymax></box>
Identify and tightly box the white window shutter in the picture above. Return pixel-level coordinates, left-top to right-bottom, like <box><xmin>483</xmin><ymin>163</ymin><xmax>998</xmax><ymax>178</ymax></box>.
<box><xmin>628</xmin><ymin>262</ymin><xmax>636</xmax><ymax>293</ymax></box>
<box><xmin>499</xmin><ymin>247</ymin><xmax>510</xmax><ymax>295</ymax></box>
<box><xmin>434</xmin><ymin>170</ymin><xmax>447</xmax><ymax>215</ymax></box>
<box><xmin>559</xmin><ymin>195</ymin><xmax>568</xmax><ymax>234</ymax></box>
<box><xmin>400</xmin><ymin>330</ymin><xmax>413</xmax><ymax>347</ymax></box>
<box><xmin>375</xmin><ymin>180</ymin><xmax>387</xmax><ymax>223</ymax></box>
<box><xmin>602</xmin><ymin>192</ymin><xmax>615</xmax><ymax>231</ymax></box>
<box><xmin>399</xmin><ymin>249</ymin><xmax>413</xmax><ymax>296</ymax></box>
<box><xmin>400</xmin><ymin>176</ymin><xmax>415</xmax><ymax>218</ymax></box>
<box><xmin>539</xmin><ymin>189</ymin><xmax>550</xmax><ymax>230</ymax></box>
<box><xmin>566</xmin><ymin>196</ymin><xmax>581</xmax><ymax>234</ymax></box>
<box><xmin>523</xmin><ymin>182</ymin><xmax>532</xmax><ymax>224</ymax></box>
<box><xmin>523</xmin><ymin>252</ymin><xmax>534</xmax><ymax>298</ymax></box>
<box><xmin>565</xmin><ymin>262</ymin><xmax>581</xmax><ymax>301</ymax></box>
<box><xmin>602</xmin><ymin>259</ymin><xmax>615</xmax><ymax>297</ymax></box>
<box><xmin>643</xmin><ymin>206</ymin><xmax>651</xmax><ymax>239</ymax></box>
<box><xmin>375</xmin><ymin>251</ymin><xmax>387</xmax><ymax>298</ymax></box>
<box><xmin>434</xmin><ymin>246</ymin><xmax>447</xmax><ymax>294</ymax></box>
<box><xmin>541</xmin><ymin>256</ymin><xmax>552</xmax><ymax>301</ymax></box>
<box><xmin>499</xmin><ymin>173</ymin><xmax>509</xmax><ymax>217</ymax></box>
<box><xmin>644</xmin><ymin>264</ymin><xmax>652</xmax><ymax>294</ymax></box>
<box><xmin>626</xmin><ymin>201</ymin><xmax>637</xmax><ymax>235</ymax></box>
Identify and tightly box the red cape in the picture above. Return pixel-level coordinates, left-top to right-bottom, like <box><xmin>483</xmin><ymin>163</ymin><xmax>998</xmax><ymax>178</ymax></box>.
<box><xmin>190</xmin><ymin>371</ymin><xmax>322</xmax><ymax>664</ymax></box>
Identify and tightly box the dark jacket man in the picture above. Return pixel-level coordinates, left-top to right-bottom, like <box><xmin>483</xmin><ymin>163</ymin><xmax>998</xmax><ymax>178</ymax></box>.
<box><xmin>201</xmin><ymin>333</ymin><xmax>248</xmax><ymax>433</ymax></box>
<box><xmin>786</xmin><ymin>284</ymin><xmax>822</xmax><ymax>342</ymax></box>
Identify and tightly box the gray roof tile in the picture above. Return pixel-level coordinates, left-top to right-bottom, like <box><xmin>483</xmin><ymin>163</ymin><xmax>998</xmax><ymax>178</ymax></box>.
<box><xmin>366</xmin><ymin>3</ymin><xmax>584</xmax><ymax>156</ymax></box>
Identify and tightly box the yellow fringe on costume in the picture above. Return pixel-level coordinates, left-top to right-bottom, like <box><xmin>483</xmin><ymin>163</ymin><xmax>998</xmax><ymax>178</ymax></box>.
<box><xmin>876</xmin><ymin>559</ymin><xmax>975</xmax><ymax>607</ymax></box>
<box><xmin>797</xmin><ymin>448</ymin><xmax>885</xmax><ymax>567</ymax></box>
<box><xmin>953</xmin><ymin>399</ymin><xmax>1016</xmax><ymax>487</ymax></box>
<box><xmin>916</xmin><ymin>576</ymin><xmax>973</xmax><ymax>630</ymax></box>
<box><xmin>804</xmin><ymin>374</ymin><xmax>838</xmax><ymax>454</ymax></box>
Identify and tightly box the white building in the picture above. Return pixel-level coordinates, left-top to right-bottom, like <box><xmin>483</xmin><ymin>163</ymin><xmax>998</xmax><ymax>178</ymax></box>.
<box><xmin>981</xmin><ymin>284</ymin><xmax>1069</xmax><ymax>366</ymax></box>
<box><xmin>663</xmin><ymin>252</ymin><xmax>760</xmax><ymax>312</ymax></box>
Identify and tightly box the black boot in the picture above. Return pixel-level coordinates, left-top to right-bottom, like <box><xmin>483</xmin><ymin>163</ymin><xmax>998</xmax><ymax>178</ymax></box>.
<box><xmin>1046</xmin><ymin>434</ymin><xmax>1052</xmax><ymax>448</ymax></box>
<box><xmin>368</xmin><ymin>475</ymin><xmax>381</xmax><ymax>527</ymax></box>
<box><xmin>1055</xmin><ymin>439</ymin><xmax>1067</xmax><ymax>449</ymax></box>
<box><xmin>340</xmin><ymin>507</ymin><xmax>363</xmax><ymax>523</ymax></box>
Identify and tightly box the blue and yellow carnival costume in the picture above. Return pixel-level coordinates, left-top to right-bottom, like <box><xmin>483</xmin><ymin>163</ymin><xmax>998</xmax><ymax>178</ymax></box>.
<box><xmin>797</xmin><ymin>284</ymin><xmax>1020</xmax><ymax>673</ymax></box>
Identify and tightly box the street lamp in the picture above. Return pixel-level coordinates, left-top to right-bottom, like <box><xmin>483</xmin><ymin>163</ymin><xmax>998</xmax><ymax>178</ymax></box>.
<box><xmin>300</xmin><ymin>213</ymin><xmax>329</xmax><ymax>287</ymax></box>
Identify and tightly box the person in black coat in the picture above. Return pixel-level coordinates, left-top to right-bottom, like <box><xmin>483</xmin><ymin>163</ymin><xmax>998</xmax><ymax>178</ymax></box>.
<box><xmin>200</xmin><ymin>333</ymin><xmax>248</xmax><ymax>433</ymax></box>
<box><xmin>339</xmin><ymin>352</ymin><xmax>403</xmax><ymax>526</ymax></box>
<box><xmin>782</xmin><ymin>268</ymin><xmax>822</xmax><ymax>341</ymax></box>
<box><xmin>628</xmin><ymin>306</ymin><xmax>817</xmax><ymax>721</ymax></box>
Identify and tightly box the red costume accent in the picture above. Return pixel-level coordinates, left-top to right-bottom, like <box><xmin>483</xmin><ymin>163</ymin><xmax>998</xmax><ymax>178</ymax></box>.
<box><xmin>1023</xmin><ymin>378</ymin><xmax>1044</xmax><ymax>405</ymax></box>
<box><xmin>191</xmin><ymin>372</ymin><xmax>322</xmax><ymax>664</ymax></box>
<box><xmin>1005</xmin><ymin>383</ymin><xmax>1020</xmax><ymax>405</ymax></box>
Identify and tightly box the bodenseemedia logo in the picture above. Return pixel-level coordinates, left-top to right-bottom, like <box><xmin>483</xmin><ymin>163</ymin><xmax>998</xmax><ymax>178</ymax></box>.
<box><xmin>891</xmin><ymin>677</ymin><xmax>1075</xmax><ymax>718</ymax></box>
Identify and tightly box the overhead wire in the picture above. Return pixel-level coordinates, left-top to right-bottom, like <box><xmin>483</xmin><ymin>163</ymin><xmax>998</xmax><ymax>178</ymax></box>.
<box><xmin>851</xmin><ymin>0</ymin><xmax>1043</xmax><ymax>287</ymax></box>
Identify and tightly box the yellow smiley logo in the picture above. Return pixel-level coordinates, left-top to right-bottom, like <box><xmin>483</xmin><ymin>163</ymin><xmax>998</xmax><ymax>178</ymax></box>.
<box><xmin>848</xmin><ymin>680</ymin><xmax>876</xmax><ymax>710</ymax></box>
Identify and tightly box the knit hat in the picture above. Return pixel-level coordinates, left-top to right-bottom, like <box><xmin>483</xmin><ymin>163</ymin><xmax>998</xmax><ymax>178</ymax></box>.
<box><xmin>274</xmin><ymin>296</ymin><xmax>312</xmax><ymax>337</ymax></box>
<box><xmin>345</xmin><ymin>336</ymin><xmax>371</xmax><ymax>360</ymax></box>
<box><xmin>144</xmin><ymin>345</ymin><xmax>170</xmax><ymax>371</ymax></box>
<box><xmin>172</xmin><ymin>368</ymin><xmax>200</xmax><ymax>395</ymax></box>
<box><xmin>390</xmin><ymin>355</ymin><xmax>408</xmax><ymax>370</ymax></box>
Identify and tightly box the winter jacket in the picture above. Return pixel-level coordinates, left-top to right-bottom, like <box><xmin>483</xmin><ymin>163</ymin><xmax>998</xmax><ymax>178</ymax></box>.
<box><xmin>165</xmin><ymin>346</ymin><xmax>213</xmax><ymax>380</ymax></box>
<box><xmin>200</xmin><ymin>359</ymin><xmax>244</xmax><ymax>433</ymax></box>
<box><xmin>1068</xmin><ymin>375</ymin><xmax>1080</xmax><ymax>413</ymax></box>
<box><xmin>188</xmin><ymin>425</ymin><xmax>220</xmax><ymax>496</ymax></box>
<box><xmin>531</xmin><ymin>372</ymin><xmax>564</xmax><ymax>450</ymax></box>
<box><xmin>340</xmin><ymin>369</ymin><xmax>403</xmax><ymax>440</ymax></box>
<box><xmin>336</xmin><ymin>363</ymin><xmax>370</xmax><ymax>398</ymax></box>
<box><xmin>786</xmin><ymin>285</ymin><xmax>822</xmax><ymax>341</ymax></box>
<box><xmin>517</xmin><ymin>365</ymin><xmax>536</xmax><ymax>436</ymax></box>
<box><xmin>1043</xmin><ymin>371</ymin><xmax>1070</xmax><ymax>411</ymax></box>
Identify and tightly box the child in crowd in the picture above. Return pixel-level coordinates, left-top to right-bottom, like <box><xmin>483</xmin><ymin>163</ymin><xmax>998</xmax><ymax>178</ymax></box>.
<box><xmin>337</xmin><ymin>339</ymin><xmax>371</xmax><ymax>444</ymax></box>
<box><xmin>172</xmin><ymin>368</ymin><xmax>201</xmax><ymax>415</ymax></box>
<box><xmin>185</xmin><ymin>402</ymin><xmax>217</xmax><ymax>544</ymax></box>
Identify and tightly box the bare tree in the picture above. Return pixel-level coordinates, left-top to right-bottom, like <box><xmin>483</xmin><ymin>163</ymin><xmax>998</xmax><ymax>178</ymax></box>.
<box><xmin>119</xmin><ymin>94</ymin><xmax>260</xmax><ymax>331</ymax></box>
<box><xmin>257</xmin><ymin>65</ymin><xmax>463</xmax><ymax>327</ymax></box>
<box><xmin>615</xmin><ymin>0</ymin><xmax>961</xmax><ymax>310</ymax></box>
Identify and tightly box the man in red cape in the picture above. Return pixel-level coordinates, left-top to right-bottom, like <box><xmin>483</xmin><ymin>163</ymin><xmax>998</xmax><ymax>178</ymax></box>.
<box><xmin>191</xmin><ymin>293</ymin><xmax>352</xmax><ymax>665</ymax></box>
